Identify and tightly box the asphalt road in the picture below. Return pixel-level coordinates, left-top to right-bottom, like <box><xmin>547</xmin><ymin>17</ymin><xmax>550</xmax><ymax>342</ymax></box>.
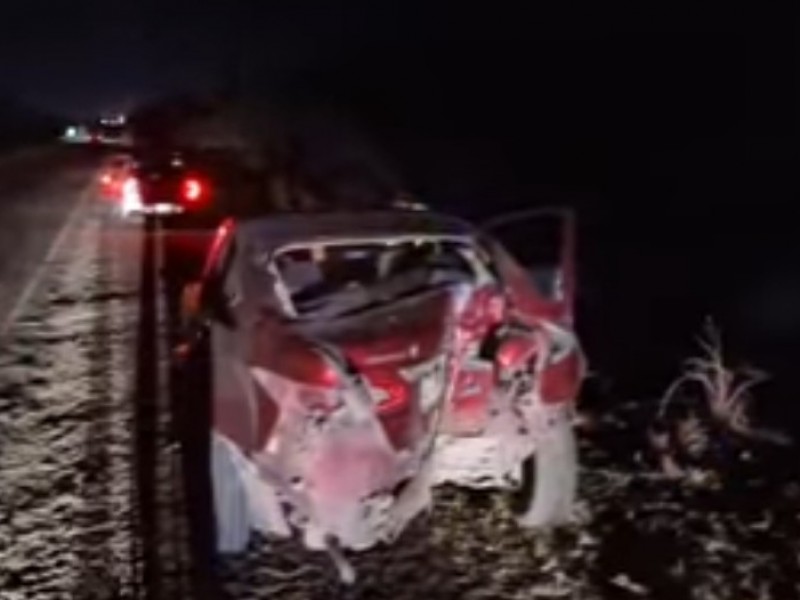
<box><xmin>0</xmin><ymin>147</ymin><xmax>99</xmax><ymax>337</ymax></box>
<box><xmin>0</xmin><ymin>150</ymin><xmax>145</xmax><ymax>598</ymax></box>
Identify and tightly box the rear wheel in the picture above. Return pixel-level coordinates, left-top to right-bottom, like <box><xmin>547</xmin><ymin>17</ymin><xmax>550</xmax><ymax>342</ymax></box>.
<box><xmin>510</xmin><ymin>418</ymin><xmax>578</xmax><ymax>528</ymax></box>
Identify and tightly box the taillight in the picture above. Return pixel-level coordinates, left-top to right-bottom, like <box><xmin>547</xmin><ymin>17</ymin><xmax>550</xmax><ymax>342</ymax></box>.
<box><xmin>216</xmin><ymin>218</ymin><xmax>233</xmax><ymax>239</ymax></box>
<box><xmin>181</xmin><ymin>177</ymin><xmax>206</xmax><ymax>203</ymax></box>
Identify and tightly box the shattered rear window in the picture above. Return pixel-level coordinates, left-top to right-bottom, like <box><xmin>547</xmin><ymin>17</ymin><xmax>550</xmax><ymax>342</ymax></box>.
<box><xmin>273</xmin><ymin>238</ymin><xmax>477</xmax><ymax>318</ymax></box>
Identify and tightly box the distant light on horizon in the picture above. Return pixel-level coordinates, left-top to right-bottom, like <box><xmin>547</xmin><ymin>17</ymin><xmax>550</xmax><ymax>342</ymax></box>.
<box><xmin>100</xmin><ymin>114</ymin><xmax>127</xmax><ymax>126</ymax></box>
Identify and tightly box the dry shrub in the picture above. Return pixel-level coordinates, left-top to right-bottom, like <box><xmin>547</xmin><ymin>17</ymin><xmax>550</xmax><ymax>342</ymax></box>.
<box><xmin>649</xmin><ymin>319</ymin><xmax>792</xmax><ymax>481</ymax></box>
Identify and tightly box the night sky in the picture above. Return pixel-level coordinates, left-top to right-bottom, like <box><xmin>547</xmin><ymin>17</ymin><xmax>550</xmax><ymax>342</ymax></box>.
<box><xmin>1</xmin><ymin>2</ymin><xmax>795</xmax><ymax>130</ymax></box>
<box><xmin>0</xmin><ymin>1</ymin><xmax>446</xmax><ymax>116</ymax></box>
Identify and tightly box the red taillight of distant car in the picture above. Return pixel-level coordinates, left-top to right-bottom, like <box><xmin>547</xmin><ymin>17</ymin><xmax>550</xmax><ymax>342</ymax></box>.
<box><xmin>99</xmin><ymin>173</ymin><xmax>117</xmax><ymax>200</ymax></box>
<box><xmin>181</xmin><ymin>177</ymin><xmax>206</xmax><ymax>203</ymax></box>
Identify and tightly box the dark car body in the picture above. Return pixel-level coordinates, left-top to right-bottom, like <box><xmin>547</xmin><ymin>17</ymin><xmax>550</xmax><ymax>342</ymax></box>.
<box><xmin>119</xmin><ymin>149</ymin><xmax>210</xmax><ymax>217</ymax></box>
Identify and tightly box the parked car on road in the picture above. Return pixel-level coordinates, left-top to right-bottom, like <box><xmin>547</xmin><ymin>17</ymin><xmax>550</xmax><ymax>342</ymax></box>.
<box><xmin>96</xmin><ymin>153</ymin><xmax>135</xmax><ymax>203</ymax></box>
<box><xmin>176</xmin><ymin>207</ymin><xmax>586</xmax><ymax>582</ymax></box>
<box><xmin>116</xmin><ymin>149</ymin><xmax>213</xmax><ymax>220</ymax></box>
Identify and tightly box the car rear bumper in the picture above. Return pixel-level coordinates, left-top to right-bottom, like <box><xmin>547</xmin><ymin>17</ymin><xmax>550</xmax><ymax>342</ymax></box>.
<box><xmin>139</xmin><ymin>203</ymin><xmax>185</xmax><ymax>215</ymax></box>
<box><xmin>122</xmin><ymin>202</ymin><xmax>185</xmax><ymax>217</ymax></box>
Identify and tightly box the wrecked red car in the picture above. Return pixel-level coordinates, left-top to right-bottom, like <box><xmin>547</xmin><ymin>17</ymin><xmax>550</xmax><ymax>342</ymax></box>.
<box><xmin>179</xmin><ymin>207</ymin><xmax>586</xmax><ymax>581</ymax></box>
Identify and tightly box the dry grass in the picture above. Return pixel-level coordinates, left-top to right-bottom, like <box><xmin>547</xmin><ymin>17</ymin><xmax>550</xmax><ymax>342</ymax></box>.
<box><xmin>651</xmin><ymin>319</ymin><xmax>792</xmax><ymax>480</ymax></box>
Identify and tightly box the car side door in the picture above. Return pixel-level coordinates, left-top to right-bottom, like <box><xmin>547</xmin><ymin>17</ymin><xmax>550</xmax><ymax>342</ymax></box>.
<box><xmin>482</xmin><ymin>207</ymin><xmax>585</xmax><ymax>404</ymax></box>
<box><xmin>481</xmin><ymin>207</ymin><xmax>576</xmax><ymax>326</ymax></box>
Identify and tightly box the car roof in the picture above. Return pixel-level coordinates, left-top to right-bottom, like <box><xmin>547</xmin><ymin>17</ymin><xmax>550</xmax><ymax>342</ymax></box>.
<box><xmin>235</xmin><ymin>209</ymin><xmax>478</xmax><ymax>254</ymax></box>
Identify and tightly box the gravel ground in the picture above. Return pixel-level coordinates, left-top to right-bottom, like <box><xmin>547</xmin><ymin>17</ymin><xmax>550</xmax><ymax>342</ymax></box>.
<box><xmin>1</xmin><ymin>199</ymin><xmax>799</xmax><ymax>599</ymax></box>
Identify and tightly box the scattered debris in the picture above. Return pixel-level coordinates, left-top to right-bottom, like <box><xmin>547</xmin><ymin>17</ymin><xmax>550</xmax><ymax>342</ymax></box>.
<box><xmin>609</xmin><ymin>573</ymin><xmax>649</xmax><ymax>596</ymax></box>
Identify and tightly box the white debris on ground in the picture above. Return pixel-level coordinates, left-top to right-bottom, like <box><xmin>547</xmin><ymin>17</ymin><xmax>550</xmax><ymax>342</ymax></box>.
<box><xmin>0</xmin><ymin>204</ymin><xmax>142</xmax><ymax>599</ymax></box>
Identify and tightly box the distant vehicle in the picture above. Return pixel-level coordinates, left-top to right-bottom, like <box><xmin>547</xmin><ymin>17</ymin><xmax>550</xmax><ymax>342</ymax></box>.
<box><xmin>176</xmin><ymin>208</ymin><xmax>586</xmax><ymax>582</ymax></box>
<box><xmin>61</xmin><ymin>125</ymin><xmax>93</xmax><ymax>144</ymax></box>
<box><xmin>96</xmin><ymin>153</ymin><xmax>135</xmax><ymax>202</ymax></box>
<box><xmin>62</xmin><ymin>115</ymin><xmax>133</xmax><ymax>146</ymax></box>
<box><xmin>96</xmin><ymin>123</ymin><xmax>133</xmax><ymax>147</ymax></box>
<box><xmin>100</xmin><ymin>114</ymin><xmax>127</xmax><ymax>127</ymax></box>
<box><xmin>118</xmin><ymin>149</ymin><xmax>216</xmax><ymax>222</ymax></box>
<box><xmin>391</xmin><ymin>194</ymin><xmax>430</xmax><ymax>211</ymax></box>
